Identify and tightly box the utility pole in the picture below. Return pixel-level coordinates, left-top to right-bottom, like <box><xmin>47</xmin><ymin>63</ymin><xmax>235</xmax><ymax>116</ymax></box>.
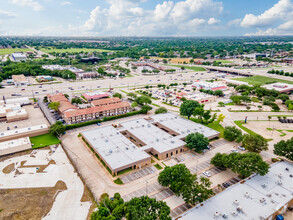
<box><xmin>146</xmin><ymin>180</ymin><xmax>148</xmax><ymax>196</ymax></box>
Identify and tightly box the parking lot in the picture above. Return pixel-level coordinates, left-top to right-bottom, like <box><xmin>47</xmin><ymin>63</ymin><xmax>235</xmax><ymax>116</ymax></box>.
<box><xmin>170</xmin><ymin>203</ymin><xmax>192</xmax><ymax>218</ymax></box>
<box><xmin>210</xmin><ymin>139</ymin><xmax>230</xmax><ymax>148</ymax></box>
<box><xmin>121</xmin><ymin>166</ymin><xmax>158</xmax><ymax>184</ymax></box>
<box><xmin>189</xmin><ymin>160</ymin><xmax>211</xmax><ymax>175</ymax></box>
<box><xmin>150</xmin><ymin>188</ymin><xmax>174</xmax><ymax>201</ymax></box>
<box><xmin>123</xmin><ymin>182</ymin><xmax>163</xmax><ymax>201</ymax></box>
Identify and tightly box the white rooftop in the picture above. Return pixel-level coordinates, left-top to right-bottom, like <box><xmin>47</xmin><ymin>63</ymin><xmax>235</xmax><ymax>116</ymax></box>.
<box><xmin>151</xmin><ymin>113</ymin><xmax>220</xmax><ymax>139</ymax></box>
<box><xmin>0</xmin><ymin>97</ymin><xmax>31</xmax><ymax>105</ymax></box>
<box><xmin>81</xmin><ymin>126</ymin><xmax>150</xmax><ymax>170</ymax></box>
<box><xmin>0</xmin><ymin>124</ymin><xmax>48</xmax><ymax>138</ymax></box>
<box><xmin>262</xmin><ymin>83</ymin><xmax>293</xmax><ymax>92</ymax></box>
<box><xmin>120</xmin><ymin>118</ymin><xmax>186</xmax><ymax>154</ymax></box>
<box><xmin>0</xmin><ymin>137</ymin><xmax>31</xmax><ymax>151</ymax></box>
<box><xmin>179</xmin><ymin>161</ymin><xmax>293</xmax><ymax>220</ymax></box>
<box><xmin>6</xmin><ymin>109</ymin><xmax>27</xmax><ymax>117</ymax></box>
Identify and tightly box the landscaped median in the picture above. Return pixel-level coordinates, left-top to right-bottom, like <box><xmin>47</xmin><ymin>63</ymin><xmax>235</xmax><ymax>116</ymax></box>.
<box><xmin>30</xmin><ymin>133</ymin><xmax>60</xmax><ymax>149</ymax></box>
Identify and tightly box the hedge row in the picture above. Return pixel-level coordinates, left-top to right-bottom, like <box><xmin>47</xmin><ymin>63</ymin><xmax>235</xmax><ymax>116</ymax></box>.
<box><xmin>65</xmin><ymin>110</ymin><xmax>142</xmax><ymax>130</ymax></box>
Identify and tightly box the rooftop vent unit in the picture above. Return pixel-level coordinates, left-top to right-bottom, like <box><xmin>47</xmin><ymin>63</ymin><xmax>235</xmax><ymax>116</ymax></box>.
<box><xmin>15</xmin><ymin>131</ymin><xmax>18</xmax><ymax>133</ymax></box>
<box><xmin>142</xmin><ymin>125</ymin><xmax>145</xmax><ymax>127</ymax></box>
<box><xmin>231</xmin><ymin>212</ymin><xmax>237</xmax><ymax>216</ymax></box>
<box><xmin>105</xmin><ymin>139</ymin><xmax>108</xmax><ymax>142</ymax></box>
<box><xmin>233</xmin><ymin>200</ymin><xmax>239</xmax><ymax>205</ymax></box>
<box><xmin>277</xmin><ymin>180</ymin><xmax>282</xmax><ymax>185</ymax></box>
<box><xmin>260</xmin><ymin>198</ymin><xmax>266</xmax><ymax>203</ymax></box>
<box><xmin>187</xmin><ymin>129</ymin><xmax>190</xmax><ymax>132</ymax></box>
<box><xmin>41</xmin><ymin>126</ymin><xmax>43</xmax><ymax>128</ymax></box>
<box><xmin>244</xmin><ymin>192</ymin><xmax>249</xmax><ymax>198</ymax></box>
<box><xmin>171</xmin><ymin>140</ymin><xmax>175</xmax><ymax>144</ymax></box>
<box><xmin>147</xmin><ymin>124</ymin><xmax>151</xmax><ymax>127</ymax></box>
<box><xmin>267</xmin><ymin>194</ymin><xmax>272</xmax><ymax>197</ymax></box>
<box><xmin>136</xmin><ymin>121</ymin><xmax>139</xmax><ymax>123</ymax></box>
<box><xmin>261</xmin><ymin>183</ymin><xmax>267</xmax><ymax>188</ymax></box>
<box><xmin>236</xmin><ymin>206</ymin><xmax>242</xmax><ymax>212</ymax></box>
<box><xmin>156</xmin><ymin>139</ymin><xmax>159</xmax><ymax>142</ymax></box>
<box><xmin>214</xmin><ymin>212</ymin><xmax>220</xmax><ymax>217</ymax></box>
<box><xmin>278</xmin><ymin>174</ymin><xmax>282</xmax><ymax>179</ymax></box>
<box><xmin>109</xmin><ymin>149</ymin><xmax>112</xmax><ymax>153</ymax></box>
<box><xmin>131</xmin><ymin>127</ymin><xmax>133</xmax><ymax>129</ymax></box>
<box><xmin>125</xmin><ymin>147</ymin><xmax>128</xmax><ymax>150</ymax></box>
<box><xmin>285</xmin><ymin>168</ymin><xmax>290</xmax><ymax>171</ymax></box>
<box><xmin>28</xmin><ymin>127</ymin><xmax>31</xmax><ymax>130</ymax></box>
<box><xmin>222</xmin><ymin>214</ymin><xmax>228</xmax><ymax>219</ymax></box>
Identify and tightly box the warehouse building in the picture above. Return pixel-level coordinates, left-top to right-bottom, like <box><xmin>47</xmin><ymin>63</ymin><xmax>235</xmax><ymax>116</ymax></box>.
<box><xmin>81</xmin><ymin>113</ymin><xmax>219</xmax><ymax>175</ymax></box>
<box><xmin>0</xmin><ymin>103</ymin><xmax>28</xmax><ymax>122</ymax></box>
<box><xmin>0</xmin><ymin>137</ymin><xmax>32</xmax><ymax>156</ymax></box>
<box><xmin>178</xmin><ymin>161</ymin><xmax>293</xmax><ymax>220</ymax></box>
<box><xmin>82</xmin><ymin>91</ymin><xmax>109</xmax><ymax>101</ymax></box>
<box><xmin>11</xmin><ymin>52</ymin><xmax>27</xmax><ymax>62</ymax></box>
<box><xmin>262</xmin><ymin>83</ymin><xmax>293</xmax><ymax>93</ymax></box>
<box><xmin>11</xmin><ymin>74</ymin><xmax>29</xmax><ymax>86</ymax></box>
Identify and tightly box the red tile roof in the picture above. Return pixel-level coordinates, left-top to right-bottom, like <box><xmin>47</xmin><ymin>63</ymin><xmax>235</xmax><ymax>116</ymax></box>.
<box><xmin>64</xmin><ymin>101</ymin><xmax>130</xmax><ymax>118</ymax></box>
<box><xmin>91</xmin><ymin>97</ymin><xmax>122</xmax><ymax>106</ymax></box>
<box><xmin>48</xmin><ymin>93</ymin><xmax>78</xmax><ymax>113</ymax></box>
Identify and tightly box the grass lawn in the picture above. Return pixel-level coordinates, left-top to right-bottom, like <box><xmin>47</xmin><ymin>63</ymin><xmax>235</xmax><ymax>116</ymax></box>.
<box><xmin>206</xmin><ymin>121</ymin><xmax>224</xmax><ymax>138</ymax></box>
<box><xmin>169</xmin><ymin>65</ymin><xmax>206</xmax><ymax>71</ymax></box>
<box><xmin>232</xmin><ymin>75</ymin><xmax>293</xmax><ymax>86</ymax></box>
<box><xmin>0</xmin><ymin>48</ymin><xmax>33</xmax><ymax>55</ymax></box>
<box><xmin>215</xmin><ymin>60</ymin><xmax>232</xmax><ymax>64</ymax></box>
<box><xmin>39</xmin><ymin>47</ymin><xmax>116</xmax><ymax>53</ymax></box>
<box><xmin>114</xmin><ymin>178</ymin><xmax>123</xmax><ymax>185</ymax></box>
<box><xmin>154</xmin><ymin>164</ymin><xmax>163</xmax><ymax>170</ymax></box>
<box><xmin>30</xmin><ymin>133</ymin><xmax>60</xmax><ymax>149</ymax></box>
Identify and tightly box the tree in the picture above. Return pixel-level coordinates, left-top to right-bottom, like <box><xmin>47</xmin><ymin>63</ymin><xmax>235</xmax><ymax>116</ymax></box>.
<box><xmin>127</xmin><ymin>92</ymin><xmax>137</xmax><ymax>99</ymax></box>
<box><xmin>49</xmin><ymin>121</ymin><xmax>65</xmax><ymax>136</ymax></box>
<box><xmin>131</xmin><ymin>102</ymin><xmax>138</xmax><ymax>108</ymax></box>
<box><xmin>140</xmin><ymin>105</ymin><xmax>152</xmax><ymax>114</ymax></box>
<box><xmin>124</xmin><ymin>196</ymin><xmax>171</xmax><ymax>220</ymax></box>
<box><xmin>211</xmin><ymin>152</ymin><xmax>269</xmax><ymax>179</ymax></box>
<box><xmin>155</xmin><ymin>107</ymin><xmax>167</xmax><ymax>114</ymax></box>
<box><xmin>288</xmin><ymin>103</ymin><xmax>293</xmax><ymax>112</ymax></box>
<box><xmin>271</xmin><ymin>103</ymin><xmax>280</xmax><ymax>112</ymax></box>
<box><xmin>113</xmin><ymin>93</ymin><xmax>122</xmax><ymax>99</ymax></box>
<box><xmin>158</xmin><ymin>164</ymin><xmax>213</xmax><ymax>205</ymax></box>
<box><xmin>241</xmin><ymin>134</ymin><xmax>268</xmax><ymax>153</ymax></box>
<box><xmin>180</xmin><ymin>100</ymin><xmax>200</xmax><ymax>119</ymax></box>
<box><xmin>224</xmin><ymin>126</ymin><xmax>242</xmax><ymax>141</ymax></box>
<box><xmin>71</xmin><ymin>97</ymin><xmax>82</xmax><ymax>104</ymax></box>
<box><xmin>230</xmin><ymin>95</ymin><xmax>242</xmax><ymax>105</ymax></box>
<box><xmin>274</xmin><ymin>138</ymin><xmax>293</xmax><ymax>161</ymax></box>
<box><xmin>48</xmin><ymin>102</ymin><xmax>60</xmax><ymax>111</ymax></box>
<box><xmin>241</xmin><ymin>95</ymin><xmax>251</xmax><ymax>103</ymax></box>
<box><xmin>136</xmin><ymin>96</ymin><xmax>152</xmax><ymax>105</ymax></box>
<box><xmin>214</xmin><ymin>90</ymin><xmax>224</xmax><ymax>97</ymax></box>
<box><xmin>185</xmin><ymin>132</ymin><xmax>209</xmax><ymax>152</ymax></box>
<box><xmin>64</xmin><ymin>94</ymin><xmax>69</xmax><ymax>99</ymax></box>
<box><xmin>0</xmin><ymin>76</ymin><xmax>3</xmax><ymax>83</ymax></box>
<box><xmin>218</xmin><ymin>102</ymin><xmax>225</xmax><ymax>107</ymax></box>
<box><xmin>278</xmin><ymin>94</ymin><xmax>289</xmax><ymax>103</ymax></box>
<box><xmin>217</xmin><ymin>114</ymin><xmax>225</xmax><ymax>123</ymax></box>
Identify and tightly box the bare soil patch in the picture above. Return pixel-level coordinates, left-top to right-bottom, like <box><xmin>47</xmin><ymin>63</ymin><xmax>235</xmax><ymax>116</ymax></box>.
<box><xmin>2</xmin><ymin>163</ymin><xmax>15</xmax><ymax>174</ymax></box>
<box><xmin>0</xmin><ymin>180</ymin><xmax>67</xmax><ymax>220</ymax></box>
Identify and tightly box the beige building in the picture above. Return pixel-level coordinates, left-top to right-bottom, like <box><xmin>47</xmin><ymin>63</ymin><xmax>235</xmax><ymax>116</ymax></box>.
<box><xmin>12</xmin><ymin>74</ymin><xmax>29</xmax><ymax>86</ymax></box>
<box><xmin>0</xmin><ymin>104</ymin><xmax>28</xmax><ymax>122</ymax></box>
<box><xmin>0</xmin><ymin>137</ymin><xmax>32</xmax><ymax>156</ymax></box>
<box><xmin>0</xmin><ymin>124</ymin><xmax>48</xmax><ymax>142</ymax></box>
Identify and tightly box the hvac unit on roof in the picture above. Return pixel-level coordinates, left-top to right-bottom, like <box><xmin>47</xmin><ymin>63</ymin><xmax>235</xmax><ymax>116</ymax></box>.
<box><xmin>109</xmin><ymin>149</ymin><xmax>112</xmax><ymax>153</ymax></box>
<box><xmin>187</xmin><ymin>129</ymin><xmax>190</xmax><ymax>132</ymax></box>
<box><xmin>261</xmin><ymin>183</ymin><xmax>267</xmax><ymax>188</ymax></box>
<box><xmin>171</xmin><ymin>140</ymin><xmax>175</xmax><ymax>144</ymax></box>
<box><xmin>277</xmin><ymin>180</ymin><xmax>282</xmax><ymax>185</ymax></box>
<box><xmin>105</xmin><ymin>139</ymin><xmax>108</xmax><ymax>142</ymax></box>
<box><xmin>142</xmin><ymin>125</ymin><xmax>144</xmax><ymax>127</ymax></box>
<box><xmin>244</xmin><ymin>192</ymin><xmax>249</xmax><ymax>198</ymax></box>
<box><xmin>125</xmin><ymin>147</ymin><xmax>128</xmax><ymax>150</ymax></box>
<box><xmin>236</xmin><ymin>206</ymin><xmax>243</xmax><ymax>212</ymax></box>
<box><xmin>231</xmin><ymin>212</ymin><xmax>237</xmax><ymax>216</ymax></box>
<box><xmin>156</xmin><ymin>138</ymin><xmax>159</xmax><ymax>142</ymax></box>
<box><xmin>222</xmin><ymin>214</ymin><xmax>228</xmax><ymax>219</ymax></box>
<box><xmin>28</xmin><ymin>127</ymin><xmax>31</xmax><ymax>130</ymax></box>
<box><xmin>214</xmin><ymin>212</ymin><xmax>220</xmax><ymax>217</ymax></box>
<box><xmin>267</xmin><ymin>194</ymin><xmax>272</xmax><ymax>197</ymax></box>
<box><xmin>260</xmin><ymin>198</ymin><xmax>266</xmax><ymax>203</ymax></box>
<box><xmin>278</xmin><ymin>174</ymin><xmax>282</xmax><ymax>179</ymax></box>
<box><xmin>147</xmin><ymin>124</ymin><xmax>151</xmax><ymax>127</ymax></box>
<box><xmin>233</xmin><ymin>200</ymin><xmax>239</xmax><ymax>205</ymax></box>
<box><xmin>136</xmin><ymin>121</ymin><xmax>139</xmax><ymax>123</ymax></box>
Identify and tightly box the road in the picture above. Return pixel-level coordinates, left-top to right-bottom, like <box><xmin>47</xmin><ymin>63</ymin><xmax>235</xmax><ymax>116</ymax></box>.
<box><xmin>25</xmin><ymin>45</ymin><xmax>55</xmax><ymax>59</ymax></box>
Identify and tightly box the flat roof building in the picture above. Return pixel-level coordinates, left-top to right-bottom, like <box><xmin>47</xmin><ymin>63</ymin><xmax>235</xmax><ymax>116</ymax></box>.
<box><xmin>81</xmin><ymin>113</ymin><xmax>219</xmax><ymax>175</ymax></box>
<box><xmin>82</xmin><ymin>91</ymin><xmax>109</xmax><ymax>101</ymax></box>
<box><xmin>12</xmin><ymin>52</ymin><xmax>27</xmax><ymax>62</ymax></box>
<box><xmin>12</xmin><ymin>74</ymin><xmax>29</xmax><ymax>86</ymax></box>
<box><xmin>192</xmin><ymin>81</ymin><xmax>227</xmax><ymax>91</ymax></box>
<box><xmin>91</xmin><ymin>97</ymin><xmax>122</xmax><ymax>107</ymax></box>
<box><xmin>262</xmin><ymin>83</ymin><xmax>293</xmax><ymax>93</ymax></box>
<box><xmin>0</xmin><ymin>137</ymin><xmax>31</xmax><ymax>156</ymax></box>
<box><xmin>0</xmin><ymin>103</ymin><xmax>28</xmax><ymax>122</ymax></box>
<box><xmin>82</xmin><ymin>126</ymin><xmax>151</xmax><ymax>176</ymax></box>
<box><xmin>178</xmin><ymin>161</ymin><xmax>293</xmax><ymax>220</ymax></box>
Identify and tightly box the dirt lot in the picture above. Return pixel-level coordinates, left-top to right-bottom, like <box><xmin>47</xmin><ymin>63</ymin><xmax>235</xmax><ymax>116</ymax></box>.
<box><xmin>0</xmin><ymin>105</ymin><xmax>49</xmax><ymax>132</ymax></box>
<box><xmin>0</xmin><ymin>181</ymin><xmax>66</xmax><ymax>220</ymax></box>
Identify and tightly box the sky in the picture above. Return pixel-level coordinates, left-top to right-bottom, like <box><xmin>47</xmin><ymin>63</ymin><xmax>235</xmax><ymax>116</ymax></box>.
<box><xmin>0</xmin><ymin>0</ymin><xmax>292</xmax><ymax>37</ymax></box>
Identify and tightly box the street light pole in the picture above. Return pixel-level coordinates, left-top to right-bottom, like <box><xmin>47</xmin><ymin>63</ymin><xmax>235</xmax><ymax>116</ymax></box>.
<box><xmin>146</xmin><ymin>180</ymin><xmax>148</xmax><ymax>196</ymax></box>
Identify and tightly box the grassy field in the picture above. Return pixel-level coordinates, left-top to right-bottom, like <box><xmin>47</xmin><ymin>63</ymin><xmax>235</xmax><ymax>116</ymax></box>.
<box><xmin>206</xmin><ymin>121</ymin><xmax>224</xmax><ymax>138</ymax></box>
<box><xmin>233</xmin><ymin>75</ymin><xmax>293</xmax><ymax>86</ymax></box>
<box><xmin>30</xmin><ymin>133</ymin><xmax>60</xmax><ymax>149</ymax></box>
<box><xmin>169</xmin><ymin>65</ymin><xmax>206</xmax><ymax>71</ymax></box>
<box><xmin>39</xmin><ymin>47</ymin><xmax>116</xmax><ymax>53</ymax></box>
<box><xmin>0</xmin><ymin>48</ymin><xmax>33</xmax><ymax>55</ymax></box>
<box><xmin>215</xmin><ymin>60</ymin><xmax>232</xmax><ymax>64</ymax></box>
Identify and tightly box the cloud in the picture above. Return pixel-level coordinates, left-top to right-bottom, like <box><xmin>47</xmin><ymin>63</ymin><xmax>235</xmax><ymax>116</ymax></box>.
<box><xmin>208</xmin><ymin>17</ymin><xmax>220</xmax><ymax>25</ymax></box>
<box><xmin>245</xmin><ymin>20</ymin><xmax>293</xmax><ymax>36</ymax></box>
<box><xmin>240</xmin><ymin>0</ymin><xmax>293</xmax><ymax>28</ymax></box>
<box><xmin>0</xmin><ymin>10</ymin><xmax>17</xmax><ymax>18</ymax></box>
<box><xmin>80</xmin><ymin>0</ymin><xmax>223</xmax><ymax>36</ymax></box>
<box><xmin>227</xmin><ymin>18</ymin><xmax>241</xmax><ymax>26</ymax></box>
<box><xmin>9</xmin><ymin>0</ymin><xmax>44</xmax><ymax>11</ymax></box>
<box><xmin>60</xmin><ymin>1</ymin><xmax>72</xmax><ymax>6</ymax></box>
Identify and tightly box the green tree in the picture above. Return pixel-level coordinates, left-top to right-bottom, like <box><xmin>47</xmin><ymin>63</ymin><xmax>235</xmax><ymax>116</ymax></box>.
<box><xmin>71</xmin><ymin>97</ymin><xmax>82</xmax><ymax>104</ymax></box>
<box><xmin>180</xmin><ymin>100</ymin><xmax>200</xmax><ymax>119</ymax></box>
<box><xmin>131</xmin><ymin>102</ymin><xmax>138</xmax><ymax>108</ymax></box>
<box><xmin>214</xmin><ymin>90</ymin><xmax>224</xmax><ymax>97</ymax></box>
<box><xmin>278</xmin><ymin>94</ymin><xmax>289</xmax><ymax>103</ymax></box>
<box><xmin>141</xmin><ymin>105</ymin><xmax>152</xmax><ymax>114</ymax></box>
<box><xmin>218</xmin><ymin>102</ymin><xmax>225</xmax><ymax>107</ymax></box>
<box><xmin>48</xmin><ymin>102</ymin><xmax>60</xmax><ymax>111</ymax></box>
<box><xmin>127</xmin><ymin>92</ymin><xmax>137</xmax><ymax>99</ymax></box>
<box><xmin>217</xmin><ymin>114</ymin><xmax>225</xmax><ymax>123</ymax></box>
<box><xmin>155</xmin><ymin>107</ymin><xmax>167</xmax><ymax>114</ymax></box>
<box><xmin>136</xmin><ymin>96</ymin><xmax>152</xmax><ymax>105</ymax></box>
<box><xmin>49</xmin><ymin>121</ymin><xmax>65</xmax><ymax>136</ymax></box>
<box><xmin>230</xmin><ymin>95</ymin><xmax>242</xmax><ymax>105</ymax></box>
<box><xmin>185</xmin><ymin>132</ymin><xmax>209</xmax><ymax>152</ymax></box>
<box><xmin>113</xmin><ymin>93</ymin><xmax>122</xmax><ymax>99</ymax></box>
<box><xmin>241</xmin><ymin>134</ymin><xmax>268</xmax><ymax>153</ymax></box>
<box><xmin>274</xmin><ymin>138</ymin><xmax>293</xmax><ymax>161</ymax></box>
<box><xmin>125</xmin><ymin>196</ymin><xmax>171</xmax><ymax>220</ymax></box>
<box><xmin>224</xmin><ymin>126</ymin><xmax>242</xmax><ymax>141</ymax></box>
<box><xmin>211</xmin><ymin>153</ymin><xmax>228</xmax><ymax>170</ymax></box>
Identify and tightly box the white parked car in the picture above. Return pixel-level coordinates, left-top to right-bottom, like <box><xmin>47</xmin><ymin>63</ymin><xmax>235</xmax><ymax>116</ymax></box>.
<box><xmin>238</xmin><ymin>146</ymin><xmax>245</xmax><ymax>151</ymax></box>
<box><xmin>202</xmin><ymin>171</ymin><xmax>211</xmax><ymax>177</ymax></box>
<box><xmin>231</xmin><ymin>149</ymin><xmax>239</xmax><ymax>153</ymax></box>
